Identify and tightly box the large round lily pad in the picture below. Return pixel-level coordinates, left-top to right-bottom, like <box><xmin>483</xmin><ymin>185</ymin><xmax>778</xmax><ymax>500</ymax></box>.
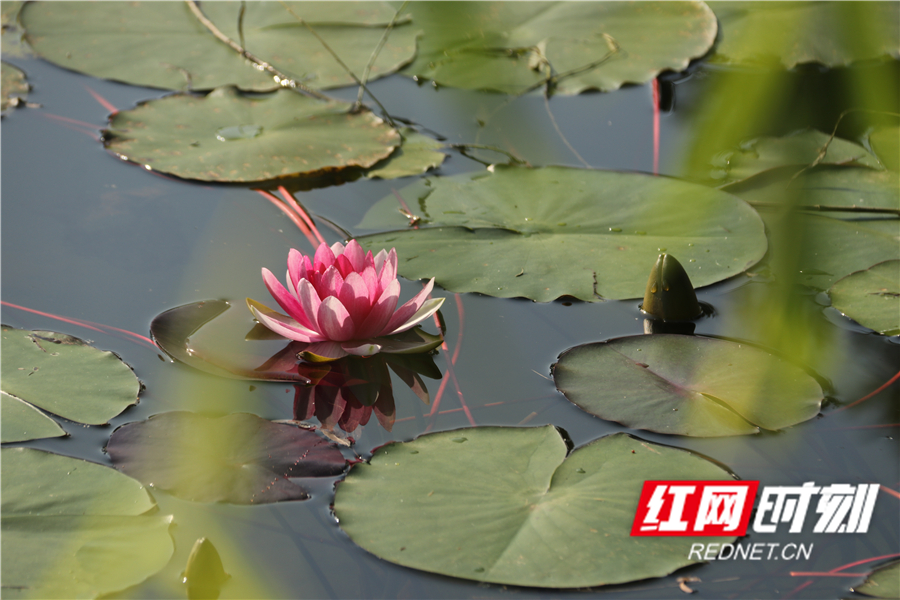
<box><xmin>401</xmin><ymin>2</ymin><xmax>717</xmax><ymax>95</ymax></box>
<box><xmin>356</xmin><ymin>166</ymin><xmax>767</xmax><ymax>301</ymax></box>
<box><xmin>707</xmin><ymin>2</ymin><xmax>900</xmax><ymax>68</ymax></box>
<box><xmin>827</xmin><ymin>260</ymin><xmax>900</xmax><ymax>336</ymax></box>
<box><xmin>552</xmin><ymin>334</ymin><xmax>824</xmax><ymax>437</ymax></box>
<box><xmin>22</xmin><ymin>1</ymin><xmax>416</xmax><ymax>91</ymax></box>
<box><xmin>335</xmin><ymin>426</ymin><xmax>739</xmax><ymax>588</ymax></box>
<box><xmin>104</xmin><ymin>86</ymin><xmax>399</xmax><ymax>182</ymax></box>
<box><xmin>1</xmin><ymin>447</ymin><xmax>174</xmax><ymax>599</ymax></box>
<box><xmin>0</xmin><ymin>326</ymin><xmax>140</xmax><ymax>428</ymax></box>
<box><xmin>106</xmin><ymin>411</ymin><xmax>347</xmax><ymax>504</ymax></box>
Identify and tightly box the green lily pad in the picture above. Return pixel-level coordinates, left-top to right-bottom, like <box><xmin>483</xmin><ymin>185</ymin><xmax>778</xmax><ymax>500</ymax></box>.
<box><xmin>1</xmin><ymin>391</ymin><xmax>65</xmax><ymax>443</ymax></box>
<box><xmin>1</xmin><ymin>61</ymin><xmax>28</xmax><ymax>112</ymax></box>
<box><xmin>854</xmin><ymin>560</ymin><xmax>900</xmax><ymax>599</ymax></box>
<box><xmin>727</xmin><ymin>167</ymin><xmax>900</xmax><ymax>218</ymax></box>
<box><xmin>106</xmin><ymin>412</ymin><xmax>347</xmax><ymax>504</ymax></box>
<box><xmin>827</xmin><ymin>261</ymin><xmax>900</xmax><ymax>336</ymax></box>
<box><xmin>356</xmin><ymin>166</ymin><xmax>767</xmax><ymax>301</ymax></box>
<box><xmin>103</xmin><ymin>86</ymin><xmax>399</xmax><ymax>182</ymax></box>
<box><xmin>366</xmin><ymin>129</ymin><xmax>447</xmax><ymax>179</ymax></box>
<box><xmin>1</xmin><ymin>2</ymin><xmax>30</xmax><ymax>57</ymax></box>
<box><xmin>553</xmin><ymin>334</ymin><xmax>824</xmax><ymax>437</ymax></box>
<box><xmin>711</xmin><ymin>130</ymin><xmax>883</xmax><ymax>187</ymax></box>
<box><xmin>0</xmin><ymin>326</ymin><xmax>141</xmax><ymax>429</ymax></box>
<box><xmin>401</xmin><ymin>2</ymin><xmax>717</xmax><ymax>95</ymax></box>
<box><xmin>335</xmin><ymin>427</ymin><xmax>739</xmax><ymax>588</ymax></box>
<box><xmin>707</xmin><ymin>2</ymin><xmax>900</xmax><ymax>68</ymax></box>
<box><xmin>869</xmin><ymin>126</ymin><xmax>900</xmax><ymax>172</ymax></box>
<box><xmin>1</xmin><ymin>447</ymin><xmax>174</xmax><ymax>599</ymax></box>
<box><xmin>21</xmin><ymin>1</ymin><xmax>416</xmax><ymax>92</ymax></box>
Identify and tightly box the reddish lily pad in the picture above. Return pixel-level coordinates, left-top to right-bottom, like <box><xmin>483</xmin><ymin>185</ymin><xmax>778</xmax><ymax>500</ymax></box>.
<box><xmin>106</xmin><ymin>411</ymin><xmax>347</xmax><ymax>504</ymax></box>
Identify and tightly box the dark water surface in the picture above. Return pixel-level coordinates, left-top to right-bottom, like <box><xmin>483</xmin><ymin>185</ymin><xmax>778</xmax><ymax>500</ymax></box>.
<box><xmin>2</xmin><ymin>46</ymin><xmax>898</xmax><ymax>600</ymax></box>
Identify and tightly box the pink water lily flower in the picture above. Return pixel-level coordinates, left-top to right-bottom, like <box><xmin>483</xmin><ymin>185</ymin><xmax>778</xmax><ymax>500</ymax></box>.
<box><xmin>247</xmin><ymin>241</ymin><xmax>444</xmax><ymax>361</ymax></box>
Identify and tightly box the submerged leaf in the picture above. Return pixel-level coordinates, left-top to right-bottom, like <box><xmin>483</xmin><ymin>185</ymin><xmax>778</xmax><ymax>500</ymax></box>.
<box><xmin>402</xmin><ymin>2</ymin><xmax>717</xmax><ymax>95</ymax></box>
<box><xmin>22</xmin><ymin>2</ymin><xmax>416</xmax><ymax>91</ymax></box>
<box><xmin>1</xmin><ymin>448</ymin><xmax>174</xmax><ymax>599</ymax></box>
<box><xmin>0</xmin><ymin>326</ymin><xmax>140</xmax><ymax>429</ymax></box>
<box><xmin>104</xmin><ymin>87</ymin><xmax>399</xmax><ymax>182</ymax></box>
<box><xmin>335</xmin><ymin>427</ymin><xmax>739</xmax><ymax>588</ymax></box>
<box><xmin>827</xmin><ymin>260</ymin><xmax>900</xmax><ymax>336</ymax></box>
<box><xmin>356</xmin><ymin>166</ymin><xmax>767</xmax><ymax>301</ymax></box>
<box><xmin>553</xmin><ymin>334</ymin><xmax>824</xmax><ymax>437</ymax></box>
<box><xmin>106</xmin><ymin>412</ymin><xmax>347</xmax><ymax>504</ymax></box>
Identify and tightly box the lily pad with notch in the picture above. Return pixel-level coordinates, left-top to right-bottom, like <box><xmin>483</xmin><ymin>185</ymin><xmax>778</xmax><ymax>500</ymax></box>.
<box><xmin>2</xmin><ymin>447</ymin><xmax>174</xmax><ymax>599</ymax></box>
<box><xmin>334</xmin><ymin>426</ymin><xmax>741</xmax><ymax>588</ymax></box>
<box><xmin>552</xmin><ymin>334</ymin><xmax>824</xmax><ymax>437</ymax></box>
<box><xmin>106</xmin><ymin>411</ymin><xmax>347</xmax><ymax>504</ymax></box>
<box><xmin>827</xmin><ymin>260</ymin><xmax>900</xmax><ymax>336</ymax></box>
<box><xmin>0</xmin><ymin>326</ymin><xmax>141</xmax><ymax>442</ymax></box>
<box><xmin>104</xmin><ymin>86</ymin><xmax>400</xmax><ymax>183</ymax></box>
<box><xmin>401</xmin><ymin>2</ymin><xmax>717</xmax><ymax>95</ymax></box>
<box><xmin>21</xmin><ymin>1</ymin><xmax>416</xmax><ymax>92</ymax></box>
<box><xmin>356</xmin><ymin>166</ymin><xmax>767</xmax><ymax>301</ymax></box>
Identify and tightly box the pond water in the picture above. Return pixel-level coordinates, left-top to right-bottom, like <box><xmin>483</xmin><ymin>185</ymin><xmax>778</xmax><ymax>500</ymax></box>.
<box><xmin>2</xmin><ymin>24</ymin><xmax>899</xmax><ymax>600</ymax></box>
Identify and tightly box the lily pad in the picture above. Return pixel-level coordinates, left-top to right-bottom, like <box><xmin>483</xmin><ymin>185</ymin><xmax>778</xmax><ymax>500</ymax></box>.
<box><xmin>711</xmin><ymin>129</ymin><xmax>883</xmax><ymax>187</ymax></box>
<box><xmin>334</xmin><ymin>427</ymin><xmax>739</xmax><ymax>588</ymax></box>
<box><xmin>1</xmin><ymin>447</ymin><xmax>174</xmax><ymax>599</ymax></box>
<box><xmin>366</xmin><ymin>129</ymin><xmax>447</xmax><ymax>179</ymax></box>
<box><xmin>0</xmin><ymin>326</ymin><xmax>141</xmax><ymax>429</ymax></box>
<box><xmin>1</xmin><ymin>60</ymin><xmax>28</xmax><ymax>112</ymax></box>
<box><xmin>727</xmin><ymin>166</ymin><xmax>900</xmax><ymax>218</ymax></box>
<box><xmin>104</xmin><ymin>86</ymin><xmax>399</xmax><ymax>182</ymax></box>
<box><xmin>854</xmin><ymin>559</ymin><xmax>900</xmax><ymax>599</ymax></box>
<box><xmin>707</xmin><ymin>2</ymin><xmax>900</xmax><ymax>68</ymax></box>
<box><xmin>1</xmin><ymin>391</ymin><xmax>65</xmax><ymax>443</ymax></box>
<box><xmin>401</xmin><ymin>2</ymin><xmax>717</xmax><ymax>95</ymax></box>
<box><xmin>106</xmin><ymin>411</ymin><xmax>347</xmax><ymax>504</ymax></box>
<box><xmin>553</xmin><ymin>334</ymin><xmax>824</xmax><ymax>437</ymax></box>
<box><xmin>869</xmin><ymin>126</ymin><xmax>899</xmax><ymax>172</ymax></box>
<box><xmin>827</xmin><ymin>261</ymin><xmax>900</xmax><ymax>336</ymax></box>
<box><xmin>356</xmin><ymin>166</ymin><xmax>767</xmax><ymax>301</ymax></box>
<box><xmin>22</xmin><ymin>1</ymin><xmax>416</xmax><ymax>92</ymax></box>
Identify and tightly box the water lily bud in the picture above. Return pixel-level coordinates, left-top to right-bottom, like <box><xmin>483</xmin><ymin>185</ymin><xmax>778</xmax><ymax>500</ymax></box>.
<box><xmin>641</xmin><ymin>254</ymin><xmax>702</xmax><ymax>321</ymax></box>
<box><xmin>183</xmin><ymin>537</ymin><xmax>229</xmax><ymax>599</ymax></box>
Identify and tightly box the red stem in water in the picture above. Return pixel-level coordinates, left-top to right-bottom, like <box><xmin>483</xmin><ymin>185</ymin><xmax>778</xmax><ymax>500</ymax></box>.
<box><xmin>651</xmin><ymin>78</ymin><xmax>660</xmax><ymax>175</ymax></box>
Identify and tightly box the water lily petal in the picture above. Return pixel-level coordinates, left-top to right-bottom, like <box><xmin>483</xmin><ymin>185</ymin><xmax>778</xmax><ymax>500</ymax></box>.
<box><xmin>262</xmin><ymin>268</ymin><xmax>313</xmax><ymax>329</ymax></box>
<box><xmin>378</xmin><ymin>248</ymin><xmax>398</xmax><ymax>291</ymax></box>
<box><xmin>355</xmin><ymin>279</ymin><xmax>401</xmax><ymax>339</ymax></box>
<box><xmin>360</xmin><ymin>265</ymin><xmax>379</xmax><ymax>303</ymax></box>
<box><xmin>246</xmin><ymin>298</ymin><xmax>323</xmax><ymax>343</ymax></box>
<box><xmin>339</xmin><ymin>272</ymin><xmax>374</xmax><ymax>328</ymax></box>
<box><xmin>386</xmin><ymin>297</ymin><xmax>445</xmax><ymax>335</ymax></box>
<box><xmin>287</xmin><ymin>249</ymin><xmax>310</xmax><ymax>294</ymax></box>
<box><xmin>318</xmin><ymin>265</ymin><xmax>345</xmax><ymax>300</ymax></box>
<box><xmin>334</xmin><ymin>254</ymin><xmax>356</xmax><ymax>279</ymax></box>
<box><xmin>296</xmin><ymin>279</ymin><xmax>322</xmax><ymax>333</ymax></box>
<box><xmin>317</xmin><ymin>296</ymin><xmax>357</xmax><ymax>341</ymax></box>
<box><xmin>300</xmin><ymin>341</ymin><xmax>350</xmax><ymax>362</ymax></box>
<box><xmin>314</xmin><ymin>243</ymin><xmax>336</xmax><ymax>272</ymax></box>
<box><xmin>342</xmin><ymin>239</ymin><xmax>367</xmax><ymax>272</ymax></box>
<box><xmin>373</xmin><ymin>248</ymin><xmax>389</xmax><ymax>274</ymax></box>
<box><xmin>384</xmin><ymin>278</ymin><xmax>436</xmax><ymax>334</ymax></box>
